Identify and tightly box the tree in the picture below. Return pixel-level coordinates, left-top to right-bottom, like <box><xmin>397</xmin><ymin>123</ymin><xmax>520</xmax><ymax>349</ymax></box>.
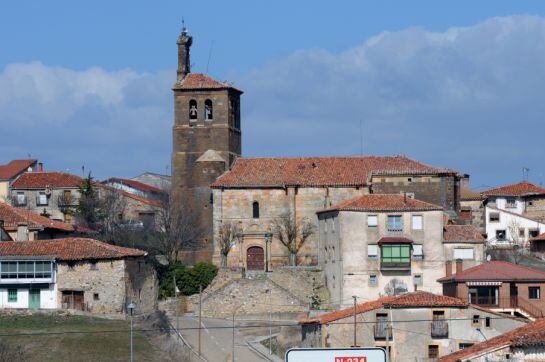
<box><xmin>271</xmin><ymin>211</ymin><xmax>315</xmax><ymax>266</ymax></box>
<box><xmin>217</xmin><ymin>221</ymin><xmax>241</xmax><ymax>268</ymax></box>
<box><xmin>75</xmin><ymin>173</ymin><xmax>102</xmax><ymax>228</ymax></box>
<box><xmin>96</xmin><ymin>187</ymin><xmax>128</xmax><ymax>243</ymax></box>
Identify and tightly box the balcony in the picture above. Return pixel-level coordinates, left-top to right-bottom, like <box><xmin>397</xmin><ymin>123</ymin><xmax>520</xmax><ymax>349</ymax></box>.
<box><xmin>430</xmin><ymin>321</ymin><xmax>448</xmax><ymax>338</ymax></box>
<box><xmin>380</xmin><ymin>261</ymin><xmax>411</xmax><ymax>271</ymax></box>
<box><xmin>374</xmin><ymin>324</ymin><xmax>392</xmax><ymax>340</ymax></box>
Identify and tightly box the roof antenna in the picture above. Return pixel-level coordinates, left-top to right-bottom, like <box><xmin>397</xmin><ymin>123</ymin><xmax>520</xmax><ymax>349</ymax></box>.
<box><xmin>522</xmin><ymin>167</ymin><xmax>530</xmax><ymax>181</ymax></box>
<box><xmin>359</xmin><ymin>120</ymin><xmax>364</xmax><ymax>156</ymax></box>
<box><xmin>206</xmin><ymin>40</ymin><xmax>214</xmax><ymax>74</ymax></box>
<box><xmin>182</xmin><ymin>17</ymin><xmax>186</xmax><ymax>32</ymax></box>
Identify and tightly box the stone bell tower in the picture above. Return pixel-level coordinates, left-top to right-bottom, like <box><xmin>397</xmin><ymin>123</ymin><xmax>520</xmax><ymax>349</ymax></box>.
<box><xmin>171</xmin><ymin>25</ymin><xmax>243</xmax><ymax>264</ymax></box>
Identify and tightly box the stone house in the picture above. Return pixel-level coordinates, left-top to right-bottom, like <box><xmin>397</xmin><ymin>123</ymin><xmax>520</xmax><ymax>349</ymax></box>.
<box><xmin>459</xmin><ymin>177</ymin><xmax>484</xmax><ymax>231</ymax></box>
<box><xmin>0</xmin><ymin>238</ymin><xmax>157</xmax><ymax>315</ymax></box>
<box><xmin>440</xmin><ymin>318</ymin><xmax>545</xmax><ymax>362</ymax></box>
<box><xmin>299</xmin><ymin>291</ymin><xmax>525</xmax><ymax>361</ymax></box>
<box><xmin>211</xmin><ymin>156</ymin><xmax>462</xmax><ymax>271</ymax></box>
<box><xmin>0</xmin><ymin>159</ymin><xmax>38</xmax><ymax>203</ymax></box>
<box><xmin>442</xmin><ymin>225</ymin><xmax>486</xmax><ymax>273</ymax></box>
<box><xmin>438</xmin><ymin>261</ymin><xmax>545</xmax><ymax>320</ymax></box>
<box><xmin>0</xmin><ymin>202</ymin><xmax>77</xmax><ymax>240</ymax></box>
<box><xmin>10</xmin><ymin>171</ymin><xmax>83</xmax><ymax>223</ymax></box>
<box><xmin>316</xmin><ymin>194</ymin><xmax>485</xmax><ymax>306</ymax></box>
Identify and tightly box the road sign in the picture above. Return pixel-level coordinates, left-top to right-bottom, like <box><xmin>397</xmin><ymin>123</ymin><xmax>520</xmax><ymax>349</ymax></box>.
<box><xmin>285</xmin><ymin>348</ymin><xmax>387</xmax><ymax>362</ymax></box>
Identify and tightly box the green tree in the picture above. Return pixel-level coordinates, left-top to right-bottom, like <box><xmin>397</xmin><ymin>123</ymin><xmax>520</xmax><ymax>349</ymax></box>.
<box><xmin>75</xmin><ymin>173</ymin><xmax>103</xmax><ymax>228</ymax></box>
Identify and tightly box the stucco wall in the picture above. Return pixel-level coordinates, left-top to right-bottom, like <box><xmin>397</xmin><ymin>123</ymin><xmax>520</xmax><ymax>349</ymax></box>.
<box><xmin>0</xmin><ymin>284</ymin><xmax>57</xmax><ymax>309</ymax></box>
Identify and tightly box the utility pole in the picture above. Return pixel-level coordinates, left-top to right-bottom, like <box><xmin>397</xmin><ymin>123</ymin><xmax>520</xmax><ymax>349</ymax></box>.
<box><xmin>352</xmin><ymin>296</ymin><xmax>358</xmax><ymax>347</ymax></box>
<box><xmin>232</xmin><ymin>308</ymin><xmax>236</xmax><ymax>361</ymax></box>
<box><xmin>174</xmin><ymin>275</ymin><xmax>179</xmax><ymax>332</ymax></box>
<box><xmin>198</xmin><ymin>284</ymin><xmax>202</xmax><ymax>357</ymax></box>
<box><xmin>386</xmin><ymin>305</ymin><xmax>391</xmax><ymax>362</ymax></box>
<box><xmin>268</xmin><ymin>289</ymin><xmax>272</xmax><ymax>355</ymax></box>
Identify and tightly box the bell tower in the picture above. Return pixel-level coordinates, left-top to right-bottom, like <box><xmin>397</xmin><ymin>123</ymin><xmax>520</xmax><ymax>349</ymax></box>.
<box><xmin>171</xmin><ymin>25</ymin><xmax>243</xmax><ymax>264</ymax></box>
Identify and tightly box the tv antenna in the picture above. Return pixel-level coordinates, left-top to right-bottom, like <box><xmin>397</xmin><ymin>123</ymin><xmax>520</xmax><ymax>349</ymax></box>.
<box><xmin>206</xmin><ymin>40</ymin><xmax>214</xmax><ymax>74</ymax></box>
<box><xmin>522</xmin><ymin>167</ymin><xmax>530</xmax><ymax>181</ymax></box>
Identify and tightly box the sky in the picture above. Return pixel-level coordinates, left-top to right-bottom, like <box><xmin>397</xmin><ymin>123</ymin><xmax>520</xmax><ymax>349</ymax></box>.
<box><xmin>1</xmin><ymin>1</ymin><xmax>545</xmax><ymax>189</ymax></box>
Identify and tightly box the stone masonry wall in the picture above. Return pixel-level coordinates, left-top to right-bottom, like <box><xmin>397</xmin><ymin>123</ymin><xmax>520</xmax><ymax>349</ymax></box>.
<box><xmin>124</xmin><ymin>257</ymin><xmax>158</xmax><ymax>315</ymax></box>
<box><xmin>271</xmin><ymin>267</ymin><xmax>329</xmax><ymax>307</ymax></box>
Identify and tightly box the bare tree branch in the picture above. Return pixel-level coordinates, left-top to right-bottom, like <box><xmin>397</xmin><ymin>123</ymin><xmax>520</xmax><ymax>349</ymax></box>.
<box><xmin>217</xmin><ymin>221</ymin><xmax>241</xmax><ymax>268</ymax></box>
<box><xmin>271</xmin><ymin>211</ymin><xmax>315</xmax><ymax>266</ymax></box>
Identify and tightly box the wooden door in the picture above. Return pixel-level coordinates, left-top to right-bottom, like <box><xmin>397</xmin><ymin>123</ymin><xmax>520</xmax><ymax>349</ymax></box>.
<box><xmin>29</xmin><ymin>289</ymin><xmax>40</xmax><ymax>309</ymax></box>
<box><xmin>246</xmin><ymin>246</ymin><xmax>264</xmax><ymax>271</ymax></box>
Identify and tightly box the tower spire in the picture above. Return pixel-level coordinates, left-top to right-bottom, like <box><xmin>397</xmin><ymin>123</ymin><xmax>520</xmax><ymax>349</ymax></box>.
<box><xmin>176</xmin><ymin>20</ymin><xmax>192</xmax><ymax>83</ymax></box>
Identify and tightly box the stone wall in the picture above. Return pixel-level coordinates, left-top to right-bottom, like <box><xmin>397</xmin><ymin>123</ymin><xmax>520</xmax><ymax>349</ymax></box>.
<box><xmin>124</xmin><ymin>257</ymin><xmax>158</xmax><ymax>315</ymax></box>
<box><xmin>10</xmin><ymin>187</ymin><xmax>80</xmax><ymax>222</ymax></box>
<box><xmin>271</xmin><ymin>267</ymin><xmax>329</xmax><ymax>307</ymax></box>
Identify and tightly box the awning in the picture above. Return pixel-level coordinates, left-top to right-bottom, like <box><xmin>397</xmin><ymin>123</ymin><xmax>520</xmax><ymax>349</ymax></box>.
<box><xmin>466</xmin><ymin>281</ymin><xmax>502</xmax><ymax>286</ymax></box>
<box><xmin>377</xmin><ymin>237</ymin><xmax>413</xmax><ymax>244</ymax></box>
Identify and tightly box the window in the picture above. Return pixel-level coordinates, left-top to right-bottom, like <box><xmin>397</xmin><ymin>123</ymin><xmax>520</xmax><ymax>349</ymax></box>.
<box><xmin>252</xmin><ymin>201</ymin><xmax>260</xmax><ymax>219</ymax></box>
<box><xmin>16</xmin><ymin>192</ymin><xmax>26</xmax><ymax>206</ymax></box>
<box><xmin>519</xmin><ymin>229</ymin><xmax>526</xmax><ymax>238</ymax></box>
<box><xmin>369</xmin><ymin>274</ymin><xmax>378</xmax><ymax>285</ymax></box>
<box><xmin>204</xmin><ymin>99</ymin><xmax>213</xmax><ymax>120</ymax></box>
<box><xmin>530</xmin><ymin>229</ymin><xmax>540</xmax><ymax>238</ymax></box>
<box><xmin>0</xmin><ymin>260</ymin><xmax>53</xmax><ymax>279</ymax></box>
<box><xmin>412</xmin><ymin>245</ymin><xmax>423</xmax><ymax>260</ymax></box>
<box><xmin>496</xmin><ymin>230</ymin><xmax>506</xmax><ymax>240</ymax></box>
<box><xmin>412</xmin><ymin>215</ymin><xmax>423</xmax><ymax>230</ymax></box>
<box><xmin>8</xmin><ymin>289</ymin><xmax>17</xmax><ymax>302</ymax></box>
<box><xmin>63</xmin><ymin>190</ymin><xmax>72</xmax><ymax>205</ymax></box>
<box><xmin>37</xmin><ymin>191</ymin><xmax>48</xmax><ymax>206</ymax></box>
<box><xmin>489</xmin><ymin>213</ymin><xmax>500</xmax><ymax>222</ymax></box>
<box><xmin>367</xmin><ymin>215</ymin><xmax>378</xmax><ymax>228</ymax></box>
<box><xmin>414</xmin><ymin>274</ymin><xmax>422</xmax><ymax>285</ymax></box>
<box><xmin>472</xmin><ymin>315</ymin><xmax>480</xmax><ymax>326</ymax></box>
<box><xmin>428</xmin><ymin>345</ymin><xmax>439</xmax><ymax>359</ymax></box>
<box><xmin>90</xmin><ymin>262</ymin><xmax>98</xmax><ymax>270</ymax></box>
<box><xmin>529</xmin><ymin>286</ymin><xmax>541</xmax><ymax>300</ymax></box>
<box><xmin>454</xmin><ymin>248</ymin><xmax>474</xmax><ymax>260</ymax></box>
<box><xmin>68</xmin><ymin>262</ymin><xmax>75</xmax><ymax>271</ymax></box>
<box><xmin>93</xmin><ymin>293</ymin><xmax>99</xmax><ymax>301</ymax></box>
<box><xmin>387</xmin><ymin>215</ymin><xmax>403</xmax><ymax>232</ymax></box>
<box><xmin>189</xmin><ymin>99</ymin><xmax>197</xmax><ymax>120</ymax></box>
<box><xmin>381</xmin><ymin>244</ymin><xmax>410</xmax><ymax>265</ymax></box>
<box><xmin>367</xmin><ymin>245</ymin><xmax>378</xmax><ymax>259</ymax></box>
<box><xmin>459</xmin><ymin>343</ymin><xmax>474</xmax><ymax>350</ymax></box>
<box><xmin>528</xmin><ymin>201</ymin><xmax>534</xmax><ymax>206</ymax></box>
<box><xmin>506</xmin><ymin>197</ymin><xmax>516</xmax><ymax>208</ymax></box>
<box><xmin>485</xmin><ymin>317</ymin><xmax>491</xmax><ymax>328</ymax></box>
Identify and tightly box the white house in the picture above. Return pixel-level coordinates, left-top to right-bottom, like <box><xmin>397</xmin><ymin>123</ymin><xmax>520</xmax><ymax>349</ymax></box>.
<box><xmin>485</xmin><ymin>207</ymin><xmax>545</xmax><ymax>247</ymax></box>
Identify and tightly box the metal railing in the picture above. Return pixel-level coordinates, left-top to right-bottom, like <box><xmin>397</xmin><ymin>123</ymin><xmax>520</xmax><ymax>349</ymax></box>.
<box><xmin>430</xmin><ymin>321</ymin><xmax>448</xmax><ymax>338</ymax></box>
<box><xmin>463</xmin><ymin>296</ymin><xmax>545</xmax><ymax>318</ymax></box>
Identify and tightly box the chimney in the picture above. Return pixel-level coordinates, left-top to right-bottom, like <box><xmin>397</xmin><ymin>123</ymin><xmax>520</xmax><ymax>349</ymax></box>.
<box><xmin>456</xmin><ymin>259</ymin><xmax>463</xmax><ymax>275</ymax></box>
<box><xmin>16</xmin><ymin>225</ymin><xmax>29</xmax><ymax>241</ymax></box>
<box><xmin>445</xmin><ymin>261</ymin><xmax>452</xmax><ymax>277</ymax></box>
<box><xmin>38</xmin><ymin>163</ymin><xmax>43</xmax><ymax>172</ymax></box>
<box><xmin>404</xmin><ymin>192</ymin><xmax>407</xmax><ymax>203</ymax></box>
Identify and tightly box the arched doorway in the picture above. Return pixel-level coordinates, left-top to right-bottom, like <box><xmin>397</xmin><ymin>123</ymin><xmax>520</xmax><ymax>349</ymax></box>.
<box><xmin>246</xmin><ymin>246</ymin><xmax>264</xmax><ymax>271</ymax></box>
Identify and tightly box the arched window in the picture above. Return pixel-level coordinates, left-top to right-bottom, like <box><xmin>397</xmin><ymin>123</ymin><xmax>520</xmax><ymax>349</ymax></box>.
<box><xmin>204</xmin><ymin>99</ymin><xmax>213</xmax><ymax>120</ymax></box>
<box><xmin>252</xmin><ymin>201</ymin><xmax>260</xmax><ymax>219</ymax></box>
<box><xmin>189</xmin><ymin>100</ymin><xmax>197</xmax><ymax>121</ymax></box>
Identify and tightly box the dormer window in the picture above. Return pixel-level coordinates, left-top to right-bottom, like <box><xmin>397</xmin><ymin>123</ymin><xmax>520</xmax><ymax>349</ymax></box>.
<box><xmin>189</xmin><ymin>100</ymin><xmax>197</xmax><ymax>121</ymax></box>
<box><xmin>204</xmin><ymin>99</ymin><xmax>213</xmax><ymax>121</ymax></box>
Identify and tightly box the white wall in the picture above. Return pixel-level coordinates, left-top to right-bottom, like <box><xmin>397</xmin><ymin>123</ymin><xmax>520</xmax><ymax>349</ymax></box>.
<box><xmin>0</xmin><ymin>284</ymin><xmax>57</xmax><ymax>309</ymax></box>
<box><xmin>492</xmin><ymin>196</ymin><xmax>526</xmax><ymax>214</ymax></box>
<box><xmin>485</xmin><ymin>206</ymin><xmax>545</xmax><ymax>246</ymax></box>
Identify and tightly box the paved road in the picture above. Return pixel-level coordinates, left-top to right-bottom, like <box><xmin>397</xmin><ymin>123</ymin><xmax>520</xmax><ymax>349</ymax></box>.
<box><xmin>171</xmin><ymin>314</ymin><xmax>269</xmax><ymax>362</ymax></box>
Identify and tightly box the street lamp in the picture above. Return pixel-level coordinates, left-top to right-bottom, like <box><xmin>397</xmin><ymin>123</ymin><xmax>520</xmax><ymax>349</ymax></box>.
<box><xmin>264</xmin><ymin>232</ymin><xmax>272</xmax><ymax>272</ymax></box>
<box><xmin>127</xmin><ymin>302</ymin><xmax>136</xmax><ymax>362</ymax></box>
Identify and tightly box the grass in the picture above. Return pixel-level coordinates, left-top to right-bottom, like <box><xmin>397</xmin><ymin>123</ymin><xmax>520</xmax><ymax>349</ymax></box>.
<box><xmin>0</xmin><ymin>313</ymin><xmax>166</xmax><ymax>361</ymax></box>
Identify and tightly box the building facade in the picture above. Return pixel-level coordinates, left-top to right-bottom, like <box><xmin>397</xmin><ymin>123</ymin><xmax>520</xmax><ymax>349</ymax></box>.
<box><xmin>0</xmin><ymin>159</ymin><xmax>38</xmax><ymax>203</ymax></box>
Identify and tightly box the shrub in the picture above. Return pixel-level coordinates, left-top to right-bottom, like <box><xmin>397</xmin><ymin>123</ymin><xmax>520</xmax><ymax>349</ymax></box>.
<box><xmin>157</xmin><ymin>262</ymin><xmax>218</xmax><ymax>299</ymax></box>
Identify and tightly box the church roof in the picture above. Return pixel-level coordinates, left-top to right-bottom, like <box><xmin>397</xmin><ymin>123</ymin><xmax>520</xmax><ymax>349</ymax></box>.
<box><xmin>212</xmin><ymin>156</ymin><xmax>457</xmax><ymax>188</ymax></box>
<box><xmin>173</xmin><ymin>73</ymin><xmax>242</xmax><ymax>92</ymax></box>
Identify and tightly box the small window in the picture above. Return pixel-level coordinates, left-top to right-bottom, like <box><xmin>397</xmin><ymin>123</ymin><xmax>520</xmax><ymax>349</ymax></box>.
<box><xmin>252</xmin><ymin>201</ymin><xmax>260</xmax><ymax>219</ymax></box>
<box><xmin>68</xmin><ymin>262</ymin><xmax>75</xmax><ymax>271</ymax></box>
<box><xmin>428</xmin><ymin>345</ymin><xmax>439</xmax><ymax>359</ymax></box>
<box><xmin>529</xmin><ymin>229</ymin><xmax>540</xmax><ymax>238</ymax></box>
<box><xmin>16</xmin><ymin>192</ymin><xmax>26</xmax><ymax>205</ymax></box>
<box><xmin>454</xmin><ymin>248</ymin><xmax>474</xmax><ymax>260</ymax></box>
<box><xmin>93</xmin><ymin>293</ymin><xmax>100</xmax><ymax>301</ymax></box>
<box><xmin>189</xmin><ymin>99</ymin><xmax>198</xmax><ymax>120</ymax></box>
<box><xmin>506</xmin><ymin>197</ymin><xmax>516</xmax><ymax>208</ymax></box>
<box><xmin>496</xmin><ymin>230</ymin><xmax>506</xmax><ymax>240</ymax></box>
<box><xmin>529</xmin><ymin>286</ymin><xmax>541</xmax><ymax>300</ymax></box>
<box><xmin>412</xmin><ymin>215</ymin><xmax>423</xmax><ymax>230</ymax></box>
<box><xmin>489</xmin><ymin>213</ymin><xmax>500</xmax><ymax>222</ymax></box>
<box><xmin>519</xmin><ymin>229</ymin><xmax>526</xmax><ymax>238</ymax></box>
<box><xmin>369</xmin><ymin>275</ymin><xmax>378</xmax><ymax>286</ymax></box>
<box><xmin>37</xmin><ymin>191</ymin><xmax>48</xmax><ymax>206</ymax></box>
<box><xmin>368</xmin><ymin>245</ymin><xmax>378</xmax><ymax>259</ymax></box>
<box><xmin>459</xmin><ymin>343</ymin><xmax>474</xmax><ymax>350</ymax></box>
<box><xmin>8</xmin><ymin>289</ymin><xmax>17</xmax><ymax>302</ymax></box>
<box><xmin>485</xmin><ymin>317</ymin><xmax>491</xmax><ymax>328</ymax></box>
<box><xmin>472</xmin><ymin>315</ymin><xmax>480</xmax><ymax>326</ymax></box>
<box><xmin>528</xmin><ymin>201</ymin><xmax>534</xmax><ymax>206</ymax></box>
<box><xmin>90</xmin><ymin>262</ymin><xmax>98</xmax><ymax>270</ymax></box>
<box><xmin>414</xmin><ymin>274</ymin><xmax>422</xmax><ymax>286</ymax></box>
<box><xmin>367</xmin><ymin>215</ymin><xmax>378</xmax><ymax>228</ymax></box>
<box><xmin>204</xmin><ymin>99</ymin><xmax>213</xmax><ymax>120</ymax></box>
<box><xmin>413</xmin><ymin>245</ymin><xmax>424</xmax><ymax>260</ymax></box>
<box><xmin>407</xmin><ymin>177</ymin><xmax>413</xmax><ymax>183</ymax></box>
<box><xmin>387</xmin><ymin>215</ymin><xmax>403</xmax><ymax>232</ymax></box>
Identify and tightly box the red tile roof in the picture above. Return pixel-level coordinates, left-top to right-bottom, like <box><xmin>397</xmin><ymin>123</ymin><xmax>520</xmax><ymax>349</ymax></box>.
<box><xmin>443</xmin><ymin>225</ymin><xmax>485</xmax><ymax>242</ymax></box>
<box><xmin>212</xmin><ymin>156</ymin><xmax>457</xmax><ymax>188</ymax></box>
<box><xmin>0</xmin><ymin>202</ymin><xmax>74</xmax><ymax>232</ymax></box>
<box><xmin>377</xmin><ymin>236</ymin><xmax>413</xmax><ymax>244</ymax></box>
<box><xmin>438</xmin><ymin>261</ymin><xmax>545</xmax><ymax>283</ymax></box>
<box><xmin>318</xmin><ymin>194</ymin><xmax>442</xmax><ymax>213</ymax></box>
<box><xmin>440</xmin><ymin>319</ymin><xmax>545</xmax><ymax>361</ymax></box>
<box><xmin>0</xmin><ymin>238</ymin><xmax>146</xmax><ymax>261</ymax></box>
<box><xmin>482</xmin><ymin>181</ymin><xmax>545</xmax><ymax>197</ymax></box>
<box><xmin>460</xmin><ymin>186</ymin><xmax>482</xmax><ymax>201</ymax></box>
<box><xmin>11</xmin><ymin>172</ymin><xmax>82</xmax><ymax>189</ymax></box>
<box><xmin>302</xmin><ymin>292</ymin><xmax>467</xmax><ymax>324</ymax></box>
<box><xmin>173</xmin><ymin>73</ymin><xmax>242</xmax><ymax>92</ymax></box>
<box><xmin>102</xmin><ymin>178</ymin><xmax>166</xmax><ymax>194</ymax></box>
<box><xmin>0</xmin><ymin>160</ymin><xmax>37</xmax><ymax>181</ymax></box>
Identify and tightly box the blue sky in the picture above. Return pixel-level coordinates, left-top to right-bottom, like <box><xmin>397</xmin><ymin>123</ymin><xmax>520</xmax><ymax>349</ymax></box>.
<box><xmin>2</xmin><ymin>1</ymin><xmax>545</xmax><ymax>188</ymax></box>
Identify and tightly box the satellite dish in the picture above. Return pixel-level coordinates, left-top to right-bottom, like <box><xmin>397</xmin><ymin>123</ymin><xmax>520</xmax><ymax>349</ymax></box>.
<box><xmin>486</xmin><ymin>255</ymin><xmax>492</xmax><ymax>261</ymax></box>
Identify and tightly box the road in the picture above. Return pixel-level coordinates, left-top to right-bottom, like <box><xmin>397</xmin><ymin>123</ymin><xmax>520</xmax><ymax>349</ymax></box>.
<box><xmin>171</xmin><ymin>314</ymin><xmax>270</xmax><ymax>362</ymax></box>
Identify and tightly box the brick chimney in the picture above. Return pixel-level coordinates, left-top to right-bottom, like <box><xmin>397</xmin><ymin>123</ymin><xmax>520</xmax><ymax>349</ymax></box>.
<box><xmin>445</xmin><ymin>261</ymin><xmax>452</xmax><ymax>277</ymax></box>
<box><xmin>38</xmin><ymin>163</ymin><xmax>43</xmax><ymax>172</ymax></box>
<box><xmin>455</xmin><ymin>259</ymin><xmax>463</xmax><ymax>275</ymax></box>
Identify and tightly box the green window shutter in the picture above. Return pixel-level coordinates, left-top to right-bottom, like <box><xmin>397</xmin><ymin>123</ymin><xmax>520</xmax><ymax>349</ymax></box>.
<box><xmin>8</xmin><ymin>289</ymin><xmax>17</xmax><ymax>302</ymax></box>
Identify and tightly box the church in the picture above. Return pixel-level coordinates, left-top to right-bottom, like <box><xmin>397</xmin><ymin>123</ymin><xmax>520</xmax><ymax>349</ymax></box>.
<box><xmin>171</xmin><ymin>27</ymin><xmax>464</xmax><ymax>270</ymax></box>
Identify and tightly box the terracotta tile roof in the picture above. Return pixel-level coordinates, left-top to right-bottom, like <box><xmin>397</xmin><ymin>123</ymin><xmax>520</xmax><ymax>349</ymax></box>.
<box><xmin>377</xmin><ymin>236</ymin><xmax>413</xmax><ymax>244</ymax></box>
<box><xmin>0</xmin><ymin>238</ymin><xmax>146</xmax><ymax>261</ymax></box>
<box><xmin>0</xmin><ymin>202</ymin><xmax>74</xmax><ymax>232</ymax></box>
<box><xmin>443</xmin><ymin>225</ymin><xmax>485</xmax><ymax>243</ymax></box>
<box><xmin>173</xmin><ymin>73</ymin><xmax>242</xmax><ymax>92</ymax></box>
<box><xmin>482</xmin><ymin>181</ymin><xmax>545</xmax><ymax>197</ymax></box>
<box><xmin>11</xmin><ymin>172</ymin><xmax>82</xmax><ymax>189</ymax></box>
<box><xmin>0</xmin><ymin>160</ymin><xmax>37</xmax><ymax>181</ymax></box>
<box><xmin>302</xmin><ymin>292</ymin><xmax>467</xmax><ymax>324</ymax></box>
<box><xmin>438</xmin><ymin>261</ymin><xmax>545</xmax><ymax>283</ymax></box>
<box><xmin>212</xmin><ymin>156</ymin><xmax>457</xmax><ymax>188</ymax></box>
<box><xmin>102</xmin><ymin>177</ymin><xmax>166</xmax><ymax>194</ymax></box>
<box><xmin>460</xmin><ymin>186</ymin><xmax>482</xmax><ymax>201</ymax></box>
<box><xmin>318</xmin><ymin>194</ymin><xmax>442</xmax><ymax>213</ymax></box>
<box><xmin>439</xmin><ymin>319</ymin><xmax>545</xmax><ymax>361</ymax></box>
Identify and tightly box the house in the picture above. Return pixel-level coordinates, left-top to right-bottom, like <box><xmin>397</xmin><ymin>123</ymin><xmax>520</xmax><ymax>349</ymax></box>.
<box><xmin>0</xmin><ymin>159</ymin><xmax>38</xmax><ymax>202</ymax></box>
<box><xmin>440</xmin><ymin>318</ymin><xmax>545</xmax><ymax>362</ymax></box>
<box><xmin>459</xmin><ymin>177</ymin><xmax>484</xmax><ymax>231</ymax></box>
<box><xmin>438</xmin><ymin>261</ymin><xmax>545</xmax><ymax>319</ymax></box>
<box><xmin>211</xmin><ymin>156</ymin><xmax>462</xmax><ymax>270</ymax></box>
<box><xmin>530</xmin><ymin>232</ymin><xmax>545</xmax><ymax>252</ymax></box>
<box><xmin>102</xmin><ymin>177</ymin><xmax>167</xmax><ymax>200</ymax></box>
<box><xmin>315</xmin><ymin>195</ymin><xmax>485</xmax><ymax>306</ymax></box>
<box><xmin>483</xmin><ymin>181</ymin><xmax>545</xmax><ymax>247</ymax></box>
<box><xmin>298</xmin><ymin>291</ymin><xmax>525</xmax><ymax>361</ymax></box>
<box><xmin>131</xmin><ymin>172</ymin><xmax>171</xmax><ymax>190</ymax></box>
<box><xmin>0</xmin><ymin>202</ymin><xmax>77</xmax><ymax>240</ymax></box>
<box><xmin>10</xmin><ymin>171</ymin><xmax>83</xmax><ymax>223</ymax></box>
<box><xmin>0</xmin><ymin>238</ymin><xmax>157</xmax><ymax>314</ymax></box>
